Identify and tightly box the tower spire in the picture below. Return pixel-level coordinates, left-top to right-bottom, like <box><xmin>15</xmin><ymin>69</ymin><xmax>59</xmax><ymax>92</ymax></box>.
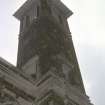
<box><xmin>13</xmin><ymin>0</ymin><xmax>93</xmax><ymax>105</ymax></box>
<box><xmin>14</xmin><ymin>0</ymin><xmax>85</xmax><ymax>91</ymax></box>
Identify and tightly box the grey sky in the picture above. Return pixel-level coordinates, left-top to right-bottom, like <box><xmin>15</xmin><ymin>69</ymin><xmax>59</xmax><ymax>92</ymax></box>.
<box><xmin>0</xmin><ymin>0</ymin><xmax>105</xmax><ymax>105</ymax></box>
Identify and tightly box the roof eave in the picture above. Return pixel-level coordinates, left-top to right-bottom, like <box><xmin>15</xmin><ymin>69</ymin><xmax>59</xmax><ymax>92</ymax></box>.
<box><xmin>66</xmin><ymin>10</ymin><xmax>73</xmax><ymax>18</ymax></box>
<box><xmin>13</xmin><ymin>0</ymin><xmax>37</xmax><ymax>20</ymax></box>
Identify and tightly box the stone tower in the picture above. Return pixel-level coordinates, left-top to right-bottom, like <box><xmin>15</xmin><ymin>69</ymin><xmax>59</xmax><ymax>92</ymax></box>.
<box><xmin>9</xmin><ymin>0</ymin><xmax>93</xmax><ymax>104</ymax></box>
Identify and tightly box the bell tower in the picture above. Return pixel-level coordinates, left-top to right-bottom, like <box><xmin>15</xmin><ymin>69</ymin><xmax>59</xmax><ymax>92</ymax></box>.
<box><xmin>14</xmin><ymin>0</ymin><xmax>92</xmax><ymax>105</ymax></box>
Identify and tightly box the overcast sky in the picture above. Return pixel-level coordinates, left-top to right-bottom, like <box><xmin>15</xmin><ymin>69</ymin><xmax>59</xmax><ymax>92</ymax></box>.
<box><xmin>0</xmin><ymin>0</ymin><xmax>105</xmax><ymax>105</ymax></box>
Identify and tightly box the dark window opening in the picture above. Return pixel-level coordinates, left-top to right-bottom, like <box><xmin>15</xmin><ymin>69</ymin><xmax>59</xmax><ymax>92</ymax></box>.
<box><xmin>20</xmin><ymin>19</ymin><xmax>24</xmax><ymax>32</ymax></box>
<box><xmin>47</xmin><ymin>6</ymin><xmax>52</xmax><ymax>14</ymax></box>
<box><xmin>26</xmin><ymin>15</ymin><xmax>30</xmax><ymax>27</ymax></box>
<box><xmin>59</xmin><ymin>16</ymin><xmax>62</xmax><ymax>23</ymax></box>
<box><xmin>37</xmin><ymin>6</ymin><xmax>39</xmax><ymax>17</ymax></box>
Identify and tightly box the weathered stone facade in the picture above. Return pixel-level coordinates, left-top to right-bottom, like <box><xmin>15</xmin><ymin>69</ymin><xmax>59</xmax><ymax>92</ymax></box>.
<box><xmin>0</xmin><ymin>0</ymin><xmax>93</xmax><ymax>105</ymax></box>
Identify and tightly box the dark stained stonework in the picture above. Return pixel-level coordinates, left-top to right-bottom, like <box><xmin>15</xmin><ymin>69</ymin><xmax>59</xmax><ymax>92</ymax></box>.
<box><xmin>0</xmin><ymin>0</ymin><xmax>93</xmax><ymax>105</ymax></box>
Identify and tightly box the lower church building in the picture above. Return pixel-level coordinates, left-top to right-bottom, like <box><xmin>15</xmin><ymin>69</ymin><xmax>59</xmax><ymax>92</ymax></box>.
<box><xmin>0</xmin><ymin>0</ymin><xmax>93</xmax><ymax>105</ymax></box>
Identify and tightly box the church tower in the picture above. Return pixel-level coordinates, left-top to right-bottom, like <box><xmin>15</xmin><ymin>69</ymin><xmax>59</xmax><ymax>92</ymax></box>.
<box><xmin>13</xmin><ymin>0</ymin><xmax>92</xmax><ymax>104</ymax></box>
